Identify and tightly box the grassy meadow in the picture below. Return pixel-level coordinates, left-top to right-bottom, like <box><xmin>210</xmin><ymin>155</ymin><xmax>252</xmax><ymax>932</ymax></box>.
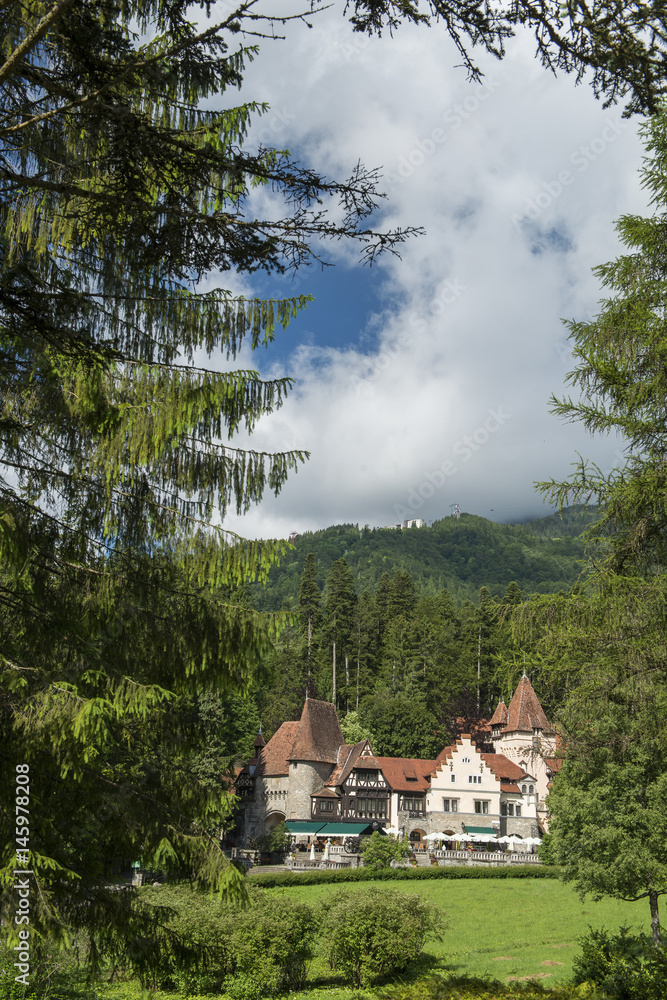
<box><xmin>24</xmin><ymin>877</ymin><xmax>652</xmax><ymax>1000</ymax></box>
<box><xmin>268</xmin><ymin>876</ymin><xmax>650</xmax><ymax>988</ymax></box>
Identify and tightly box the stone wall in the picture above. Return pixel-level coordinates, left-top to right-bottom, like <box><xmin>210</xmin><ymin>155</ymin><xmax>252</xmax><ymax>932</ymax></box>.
<box><xmin>287</xmin><ymin>761</ymin><xmax>334</xmax><ymax>821</ymax></box>
<box><xmin>503</xmin><ymin>814</ymin><xmax>540</xmax><ymax>838</ymax></box>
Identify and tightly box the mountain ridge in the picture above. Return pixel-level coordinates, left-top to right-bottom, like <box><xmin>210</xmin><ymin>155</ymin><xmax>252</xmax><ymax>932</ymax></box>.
<box><xmin>250</xmin><ymin>505</ymin><xmax>602</xmax><ymax>610</ymax></box>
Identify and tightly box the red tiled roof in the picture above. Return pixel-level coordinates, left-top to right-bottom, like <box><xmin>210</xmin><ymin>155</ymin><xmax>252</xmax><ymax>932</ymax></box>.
<box><xmin>326</xmin><ymin>740</ymin><xmax>381</xmax><ymax>787</ymax></box>
<box><xmin>503</xmin><ymin>675</ymin><xmax>554</xmax><ymax>734</ymax></box>
<box><xmin>480</xmin><ymin>753</ymin><xmax>531</xmax><ymax>782</ymax></box>
<box><xmin>490</xmin><ymin>701</ymin><xmax>508</xmax><ymax>726</ymax></box>
<box><xmin>374</xmin><ymin>757</ymin><xmax>436</xmax><ymax>792</ymax></box>
<box><xmin>310</xmin><ymin>786</ymin><xmax>340</xmax><ymax>798</ymax></box>
<box><xmin>288</xmin><ymin>699</ymin><xmax>343</xmax><ymax>764</ymax></box>
<box><xmin>500</xmin><ymin>781</ymin><xmax>521</xmax><ymax>793</ymax></box>
<box><xmin>254</xmin><ymin>721</ymin><xmax>299</xmax><ymax>777</ymax></box>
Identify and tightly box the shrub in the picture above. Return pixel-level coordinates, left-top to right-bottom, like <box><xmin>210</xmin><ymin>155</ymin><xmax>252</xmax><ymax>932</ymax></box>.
<box><xmin>573</xmin><ymin>926</ymin><xmax>667</xmax><ymax>1000</ymax></box>
<box><xmin>229</xmin><ymin>895</ymin><xmax>317</xmax><ymax>993</ymax></box>
<box><xmin>319</xmin><ymin>886</ymin><xmax>446</xmax><ymax>986</ymax></box>
<box><xmin>361</xmin><ymin>831</ymin><xmax>412</xmax><ymax>870</ymax></box>
<box><xmin>247</xmin><ymin>864</ymin><xmax>560</xmax><ymax>888</ymax></box>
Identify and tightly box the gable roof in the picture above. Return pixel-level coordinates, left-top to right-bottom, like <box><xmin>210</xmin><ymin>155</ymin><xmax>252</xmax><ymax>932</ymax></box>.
<box><xmin>288</xmin><ymin>698</ymin><xmax>343</xmax><ymax>764</ymax></box>
<box><xmin>374</xmin><ymin>757</ymin><xmax>436</xmax><ymax>792</ymax></box>
<box><xmin>326</xmin><ymin>739</ymin><xmax>381</xmax><ymax>787</ymax></box>
<box><xmin>254</xmin><ymin>721</ymin><xmax>299</xmax><ymax>777</ymax></box>
<box><xmin>503</xmin><ymin>675</ymin><xmax>554</xmax><ymax>734</ymax></box>
<box><xmin>480</xmin><ymin>753</ymin><xmax>533</xmax><ymax>782</ymax></box>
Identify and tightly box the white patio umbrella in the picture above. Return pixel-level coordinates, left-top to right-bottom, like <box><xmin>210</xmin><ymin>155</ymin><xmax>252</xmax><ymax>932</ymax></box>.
<box><xmin>425</xmin><ymin>832</ymin><xmax>444</xmax><ymax>841</ymax></box>
<box><xmin>384</xmin><ymin>827</ymin><xmax>402</xmax><ymax>837</ymax></box>
<box><xmin>454</xmin><ymin>833</ymin><xmax>471</xmax><ymax>842</ymax></box>
<box><xmin>309</xmin><ymin>842</ymin><xmax>316</xmax><ymax>861</ymax></box>
<box><xmin>323</xmin><ymin>838</ymin><xmax>331</xmax><ymax>860</ymax></box>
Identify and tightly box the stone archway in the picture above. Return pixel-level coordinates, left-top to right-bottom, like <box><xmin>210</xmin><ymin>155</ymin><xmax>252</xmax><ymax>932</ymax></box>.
<box><xmin>409</xmin><ymin>828</ymin><xmax>426</xmax><ymax>844</ymax></box>
<box><xmin>264</xmin><ymin>811</ymin><xmax>286</xmax><ymax>833</ymax></box>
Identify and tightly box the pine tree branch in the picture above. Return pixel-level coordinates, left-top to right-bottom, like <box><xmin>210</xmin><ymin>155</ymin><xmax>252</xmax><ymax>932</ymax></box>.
<box><xmin>0</xmin><ymin>0</ymin><xmax>77</xmax><ymax>87</ymax></box>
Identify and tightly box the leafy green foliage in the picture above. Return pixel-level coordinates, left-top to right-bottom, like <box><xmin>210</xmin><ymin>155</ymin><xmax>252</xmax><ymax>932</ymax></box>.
<box><xmin>319</xmin><ymin>886</ymin><xmax>446</xmax><ymax>986</ymax></box>
<box><xmin>573</xmin><ymin>927</ymin><xmax>667</xmax><ymax>1000</ymax></box>
<box><xmin>360</xmin><ymin>831</ymin><xmax>412</xmax><ymax>870</ymax></box>
<box><xmin>129</xmin><ymin>884</ymin><xmax>318</xmax><ymax>995</ymax></box>
<box><xmin>257</xmin><ymin>821</ymin><xmax>291</xmax><ymax>854</ymax></box>
<box><xmin>251</xmin><ymin>511</ymin><xmax>598</xmax><ymax>611</ymax></box>
<box><xmin>247</xmin><ymin>866</ymin><xmax>561</xmax><ymax>888</ymax></box>
<box><xmin>358</xmin><ymin>693</ymin><xmax>446</xmax><ymax>758</ymax></box>
<box><xmin>545</xmin><ymin>681</ymin><xmax>667</xmax><ymax>943</ymax></box>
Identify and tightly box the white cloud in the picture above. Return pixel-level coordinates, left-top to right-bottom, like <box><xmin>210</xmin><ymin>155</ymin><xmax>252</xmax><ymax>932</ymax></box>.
<box><xmin>206</xmin><ymin>3</ymin><xmax>650</xmax><ymax>540</ymax></box>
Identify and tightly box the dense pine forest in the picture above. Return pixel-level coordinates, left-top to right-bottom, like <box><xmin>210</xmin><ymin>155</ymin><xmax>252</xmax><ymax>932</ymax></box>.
<box><xmin>239</xmin><ymin>506</ymin><xmax>601</xmax><ymax>758</ymax></box>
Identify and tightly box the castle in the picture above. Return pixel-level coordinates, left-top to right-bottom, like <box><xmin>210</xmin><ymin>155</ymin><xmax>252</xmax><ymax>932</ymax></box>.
<box><xmin>235</xmin><ymin>674</ymin><xmax>559</xmax><ymax>846</ymax></box>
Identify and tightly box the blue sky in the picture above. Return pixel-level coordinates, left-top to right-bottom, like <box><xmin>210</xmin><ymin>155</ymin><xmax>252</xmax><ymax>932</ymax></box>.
<box><xmin>203</xmin><ymin>1</ymin><xmax>649</xmax><ymax>541</ymax></box>
<box><xmin>250</xmin><ymin>259</ymin><xmax>390</xmax><ymax>366</ymax></box>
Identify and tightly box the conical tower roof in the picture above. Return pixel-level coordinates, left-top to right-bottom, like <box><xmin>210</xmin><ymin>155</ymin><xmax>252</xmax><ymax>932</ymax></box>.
<box><xmin>288</xmin><ymin>699</ymin><xmax>343</xmax><ymax>764</ymax></box>
<box><xmin>503</xmin><ymin>675</ymin><xmax>553</xmax><ymax>734</ymax></box>
<box><xmin>490</xmin><ymin>700</ymin><xmax>508</xmax><ymax>727</ymax></box>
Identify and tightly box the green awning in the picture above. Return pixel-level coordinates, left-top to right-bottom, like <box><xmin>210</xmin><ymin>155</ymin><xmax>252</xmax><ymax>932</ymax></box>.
<box><xmin>465</xmin><ymin>826</ymin><xmax>497</xmax><ymax>837</ymax></box>
<box><xmin>285</xmin><ymin>821</ymin><xmax>326</xmax><ymax>834</ymax></box>
<box><xmin>317</xmin><ymin>823</ymin><xmax>375</xmax><ymax>836</ymax></box>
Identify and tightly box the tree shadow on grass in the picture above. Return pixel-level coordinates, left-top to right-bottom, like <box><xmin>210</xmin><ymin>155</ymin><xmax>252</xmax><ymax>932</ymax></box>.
<box><xmin>373</xmin><ymin>972</ymin><xmax>577</xmax><ymax>999</ymax></box>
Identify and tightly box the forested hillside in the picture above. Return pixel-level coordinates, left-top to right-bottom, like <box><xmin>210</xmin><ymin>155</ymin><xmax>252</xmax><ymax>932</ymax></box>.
<box><xmin>248</xmin><ymin>507</ymin><xmax>601</xmax><ymax>753</ymax></box>
<box><xmin>250</xmin><ymin>506</ymin><xmax>601</xmax><ymax>610</ymax></box>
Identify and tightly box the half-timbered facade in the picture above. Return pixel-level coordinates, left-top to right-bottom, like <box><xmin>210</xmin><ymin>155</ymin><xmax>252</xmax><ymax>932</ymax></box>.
<box><xmin>235</xmin><ymin>678</ymin><xmax>554</xmax><ymax>845</ymax></box>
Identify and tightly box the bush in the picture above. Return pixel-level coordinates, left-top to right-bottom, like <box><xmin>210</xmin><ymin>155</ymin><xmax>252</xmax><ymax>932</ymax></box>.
<box><xmin>573</xmin><ymin>926</ymin><xmax>667</xmax><ymax>1000</ymax></box>
<box><xmin>256</xmin><ymin>821</ymin><xmax>291</xmax><ymax>855</ymax></box>
<box><xmin>138</xmin><ymin>884</ymin><xmax>317</xmax><ymax>996</ymax></box>
<box><xmin>319</xmin><ymin>886</ymin><xmax>446</xmax><ymax>986</ymax></box>
<box><xmin>361</xmin><ymin>831</ymin><xmax>412</xmax><ymax>870</ymax></box>
<box><xmin>228</xmin><ymin>895</ymin><xmax>317</xmax><ymax>993</ymax></box>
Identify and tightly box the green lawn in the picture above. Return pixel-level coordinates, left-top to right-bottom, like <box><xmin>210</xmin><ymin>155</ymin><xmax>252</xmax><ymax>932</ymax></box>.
<box><xmin>270</xmin><ymin>877</ymin><xmax>650</xmax><ymax>987</ymax></box>
<box><xmin>44</xmin><ymin>877</ymin><xmax>653</xmax><ymax>999</ymax></box>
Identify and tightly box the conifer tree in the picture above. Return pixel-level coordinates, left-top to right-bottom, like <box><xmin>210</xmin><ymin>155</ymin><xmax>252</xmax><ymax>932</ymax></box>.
<box><xmin>0</xmin><ymin>0</ymin><xmax>416</xmax><ymax>976</ymax></box>
<box><xmin>529</xmin><ymin>111</ymin><xmax>667</xmax><ymax>943</ymax></box>
<box><xmin>323</xmin><ymin>558</ymin><xmax>358</xmax><ymax>708</ymax></box>
<box><xmin>348</xmin><ymin>0</ymin><xmax>667</xmax><ymax>115</ymax></box>
<box><xmin>298</xmin><ymin>553</ymin><xmax>322</xmax><ymax>693</ymax></box>
<box><xmin>540</xmin><ymin>110</ymin><xmax>667</xmax><ymax>576</ymax></box>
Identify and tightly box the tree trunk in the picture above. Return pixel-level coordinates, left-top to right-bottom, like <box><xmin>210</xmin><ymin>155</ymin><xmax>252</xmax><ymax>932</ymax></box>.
<box><xmin>356</xmin><ymin>655</ymin><xmax>360</xmax><ymax>709</ymax></box>
<box><xmin>477</xmin><ymin>627</ymin><xmax>481</xmax><ymax>714</ymax></box>
<box><xmin>649</xmin><ymin>888</ymin><xmax>661</xmax><ymax>947</ymax></box>
<box><xmin>332</xmin><ymin>636</ymin><xmax>336</xmax><ymax>707</ymax></box>
<box><xmin>307</xmin><ymin>615</ymin><xmax>312</xmax><ymax>694</ymax></box>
